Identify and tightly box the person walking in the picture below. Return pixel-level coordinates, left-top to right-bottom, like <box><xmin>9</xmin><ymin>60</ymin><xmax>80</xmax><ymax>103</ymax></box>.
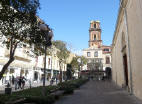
<box><xmin>55</xmin><ymin>76</ymin><xmax>58</xmax><ymax>84</ymax></box>
<box><xmin>12</xmin><ymin>75</ymin><xmax>15</xmax><ymax>85</ymax></box>
<box><xmin>14</xmin><ymin>77</ymin><xmax>18</xmax><ymax>90</ymax></box>
<box><xmin>21</xmin><ymin>76</ymin><xmax>26</xmax><ymax>89</ymax></box>
<box><xmin>18</xmin><ymin>76</ymin><xmax>22</xmax><ymax>89</ymax></box>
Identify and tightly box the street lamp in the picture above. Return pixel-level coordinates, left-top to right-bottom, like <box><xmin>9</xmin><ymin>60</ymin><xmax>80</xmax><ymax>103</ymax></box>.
<box><xmin>39</xmin><ymin>24</ymin><xmax>53</xmax><ymax>87</ymax></box>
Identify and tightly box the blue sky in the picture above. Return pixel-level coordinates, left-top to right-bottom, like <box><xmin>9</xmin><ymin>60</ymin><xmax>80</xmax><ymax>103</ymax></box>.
<box><xmin>38</xmin><ymin>0</ymin><xmax>120</xmax><ymax>54</ymax></box>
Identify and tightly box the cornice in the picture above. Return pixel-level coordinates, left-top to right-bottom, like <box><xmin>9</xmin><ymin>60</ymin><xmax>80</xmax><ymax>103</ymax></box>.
<box><xmin>89</xmin><ymin>28</ymin><xmax>101</xmax><ymax>32</ymax></box>
<box><xmin>88</xmin><ymin>40</ymin><xmax>102</xmax><ymax>42</ymax></box>
<box><xmin>112</xmin><ymin>0</ymin><xmax>128</xmax><ymax>50</ymax></box>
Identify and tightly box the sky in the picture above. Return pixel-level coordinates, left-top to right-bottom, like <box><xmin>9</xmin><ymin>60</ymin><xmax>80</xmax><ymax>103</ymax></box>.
<box><xmin>38</xmin><ymin>0</ymin><xmax>120</xmax><ymax>55</ymax></box>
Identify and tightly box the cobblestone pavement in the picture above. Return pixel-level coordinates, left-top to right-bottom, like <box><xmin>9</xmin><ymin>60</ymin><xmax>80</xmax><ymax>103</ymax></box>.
<box><xmin>55</xmin><ymin>80</ymin><xmax>142</xmax><ymax>104</ymax></box>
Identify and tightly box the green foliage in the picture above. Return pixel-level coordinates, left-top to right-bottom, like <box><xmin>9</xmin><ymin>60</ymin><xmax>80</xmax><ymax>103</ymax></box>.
<box><xmin>0</xmin><ymin>85</ymin><xmax>58</xmax><ymax>104</ymax></box>
<box><xmin>66</xmin><ymin>64</ymin><xmax>72</xmax><ymax>80</ymax></box>
<box><xmin>88</xmin><ymin>58</ymin><xmax>103</xmax><ymax>70</ymax></box>
<box><xmin>53</xmin><ymin>40</ymin><xmax>70</xmax><ymax>63</ymax></box>
<box><xmin>70</xmin><ymin>57</ymin><xmax>79</xmax><ymax>71</ymax></box>
<box><xmin>0</xmin><ymin>0</ymin><xmax>47</xmax><ymax>54</ymax></box>
<box><xmin>79</xmin><ymin>56</ymin><xmax>88</xmax><ymax>65</ymax></box>
<box><xmin>0</xmin><ymin>0</ymin><xmax>49</xmax><ymax>79</ymax></box>
<box><xmin>58</xmin><ymin>78</ymin><xmax>88</xmax><ymax>94</ymax></box>
<box><xmin>12</xmin><ymin>85</ymin><xmax>58</xmax><ymax>97</ymax></box>
<box><xmin>70</xmin><ymin>56</ymin><xmax>88</xmax><ymax>73</ymax></box>
<box><xmin>0</xmin><ymin>79</ymin><xmax>88</xmax><ymax>104</ymax></box>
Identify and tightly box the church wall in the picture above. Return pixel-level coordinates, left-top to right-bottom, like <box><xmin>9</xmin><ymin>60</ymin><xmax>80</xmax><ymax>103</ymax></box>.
<box><xmin>112</xmin><ymin>0</ymin><xmax>142</xmax><ymax>100</ymax></box>
<box><xmin>126</xmin><ymin>0</ymin><xmax>142</xmax><ymax>99</ymax></box>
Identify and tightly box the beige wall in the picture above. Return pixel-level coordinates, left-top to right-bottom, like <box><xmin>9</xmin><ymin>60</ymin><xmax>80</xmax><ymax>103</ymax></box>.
<box><xmin>112</xmin><ymin>21</ymin><xmax>125</xmax><ymax>87</ymax></box>
<box><xmin>126</xmin><ymin>0</ymin><xmax>142</xmax><ymax>99</ymax></box>
<box><xmin>112</xmin><ymin>0</ymin><xmax>142</xmax><ymax>100</ymax></box>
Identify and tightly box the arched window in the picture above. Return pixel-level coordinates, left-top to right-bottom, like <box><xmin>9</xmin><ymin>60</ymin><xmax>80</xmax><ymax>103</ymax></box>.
<box><xmin>94</xmin><ymin>51</ymin><xmax>98</xmax><ymax>57</ymax></box>
<box><xmin>94</xmin><ymin>24</ymin><xmax>96</xmax><ymax>28</ymax></box>
<box><xmin>106</xmin><ymin>57</ymin><xmax>110</xmax><ymax>64</ymax></box>
<box><xmin>87</xmin><ymin>52</ymin><xmax>91</xmax><ymax>57</ymax></box>
<box><xmin>94</xmin><ymin>34</ymin><xmax>96</xmax><ymax>40</ymax></box>
<box><xmin>48</xmin><ymin>58</ymin><xmax>50</xmax><ymax>65</ymax></box>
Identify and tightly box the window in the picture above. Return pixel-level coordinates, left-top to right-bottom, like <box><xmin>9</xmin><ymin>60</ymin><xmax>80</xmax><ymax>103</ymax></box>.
<box><xmin>87</xmin><ymin>52</ymin><xmax>91</xmax><ymax>57</ymax></box>
<box><xmin>48</xmin><ymin>58</ymin><xmax>50</xmax><ymax>65</ymax></box>
<box><xmin>103</xmin><ymin>48</ymin><xmax>109</xmax><ymax>52</ymax></box>
<box><xmin>94</xmin><ymin>51</ymin><xmax>98</xmax><ymax>57</ymax></box>
<box><xmin>94</xmin><ymin>34</ymin><xmax>96</xmax><ymax>40</ymax></box>
<box><xmin>94</xmin><ymin>24</ymin><xmax>96</xmax><ymax>28</ymax></box>
<box><xmin>106</xmin><ymin>57</ymin><xmax>110</xmax><ymax>64</ymax></box>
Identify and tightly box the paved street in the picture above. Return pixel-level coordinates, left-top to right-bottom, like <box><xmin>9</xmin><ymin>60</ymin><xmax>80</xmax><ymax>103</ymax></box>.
<box><xmin>55</xmin><ymin>80</ymin><xmax>142</xmax><ymax>104</ymax></box>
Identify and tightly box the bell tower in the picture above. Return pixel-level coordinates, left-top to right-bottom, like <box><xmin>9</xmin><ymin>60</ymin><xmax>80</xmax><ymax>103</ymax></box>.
<box><xmin>89</xmin><ymin>20</ymin><xmax>102</xmax><ymax>48</ymax></box>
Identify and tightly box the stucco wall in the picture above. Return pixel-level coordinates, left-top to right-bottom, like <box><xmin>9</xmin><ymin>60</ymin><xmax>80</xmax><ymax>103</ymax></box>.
<box><xmin>112</xmin><ymin>23</ymin><xmax>125</xmax><ymax>87</ymax></box>
<box><xmin>126</xmin><ymin>0</ymin><xmax>142</xmax><ymax>99</ymax></box>
<box><xmin>112</xmin><ymin>0</ymin><xmax>142</xmax><ymax>100</ymax></box>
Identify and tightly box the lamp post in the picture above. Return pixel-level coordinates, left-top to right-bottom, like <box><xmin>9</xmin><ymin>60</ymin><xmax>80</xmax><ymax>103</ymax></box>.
<box><xmin>39</xmin><ymin>24</ymin><xmax>53</xmax><ymax>87</ymax></box>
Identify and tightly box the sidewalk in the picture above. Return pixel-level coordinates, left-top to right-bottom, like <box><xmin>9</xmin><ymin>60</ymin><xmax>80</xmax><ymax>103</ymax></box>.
<box><xmin>55</xmin><ymin>80</ymin><xmax>142</xmax><ymax>104</ymax></box>
<box><xmin>0</xmin><ymin>80</ymin><xmax>58</xmax><ymax>94</ymax></box>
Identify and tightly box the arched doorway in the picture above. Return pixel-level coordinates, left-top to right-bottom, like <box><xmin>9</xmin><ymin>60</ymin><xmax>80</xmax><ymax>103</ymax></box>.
<box><xmin>105</xmin><ymin>67</ymin><xmax>112</xmax><ymax>79</ymax></box>
<box><xmin>121</xmin><ymin>32</ymin><xmax>129</xmax><ymax>87</ymax></box>
<box><xmin>123</xmin><ymin>54</ymin><xmax>129</xmax><ymax>86</ymax></box>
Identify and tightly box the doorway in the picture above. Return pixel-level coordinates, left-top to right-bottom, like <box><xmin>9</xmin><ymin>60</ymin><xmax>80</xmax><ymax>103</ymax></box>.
<box><xmin>123</xmin><ymin>54</ymin><xmax>129</xmax><ymax>86</ymax></box>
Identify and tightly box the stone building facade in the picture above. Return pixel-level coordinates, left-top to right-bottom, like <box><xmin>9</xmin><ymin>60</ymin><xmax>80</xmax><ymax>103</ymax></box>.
<box><xmin>112</xmin><ymin>0</ymin><xmax>142</xmax><ymax>100</ymax></box>
<box><xmin>0</xmin><ymin>16</ymin><xmax>68</xmax><ymax>86</ymax></box>
<box><xmin>82</xmin><ymin>21</ymin><xmax>111</xmax><ymax>71</ymax></box>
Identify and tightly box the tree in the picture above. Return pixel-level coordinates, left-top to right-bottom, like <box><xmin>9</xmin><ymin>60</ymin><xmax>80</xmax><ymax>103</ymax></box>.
<box><xmin>0</xmin><ymin>0</ymin><xmax>47</xmax><ymax>79</ymax></box>
<box><xmin>79</xmin><ymin>56</ymin><xmax>88</xmax><ymax>68</ymax></box>
<box><xmin>66</xmin><ymin>64</ymin><xmax>72</xmax><ymax>80</ymax></box>
<box><xmin>70</xmin><ymin>56</ymin><xmax>88</xmax><ymax>78</ymax></box>
<box><xmin>70</xmin><ymin>57</ymin><xmax>79</xmax><ymax>73</ymax></box>
<box><xmin>53</xmin><ymin>40</ymin><xmax>70</xmax><ymax>82</ymax></box>
<box><xmin>88</xmin><ymin>59</ymin><xmax>103</xmax><ymax>71</ymax></box>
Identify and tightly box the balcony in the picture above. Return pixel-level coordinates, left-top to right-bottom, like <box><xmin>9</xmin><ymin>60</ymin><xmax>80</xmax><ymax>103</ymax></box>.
<box><xmin>4</xmin><ymin>48</ymin><xmax>32</xmax><ymax>62</ymax></box>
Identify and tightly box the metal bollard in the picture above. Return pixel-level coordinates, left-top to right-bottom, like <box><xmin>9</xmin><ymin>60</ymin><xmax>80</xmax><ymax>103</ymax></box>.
<box><xmin>5</xmin><ymin>82</ymin><xmax>12</xmax><ymax>94</ymax></box>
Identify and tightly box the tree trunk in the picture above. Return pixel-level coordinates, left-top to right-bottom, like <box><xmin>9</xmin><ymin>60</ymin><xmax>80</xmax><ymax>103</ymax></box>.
<box><xmin>0</xmin><ymin>38</ymin><xmax>18</xmax><ymax>80</ymax></box>
<box><xmin>0</xmin><ymin>57</ymin><xmax>14</xmax><ymax>80</ymax></box>
<box><xmin>59</xmin><ymin>64</ymin><xmax>62</xmax><ymax>83</ymax></box>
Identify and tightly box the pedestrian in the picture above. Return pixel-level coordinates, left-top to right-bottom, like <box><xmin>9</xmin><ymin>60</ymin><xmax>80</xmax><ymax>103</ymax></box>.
<box><xmin>14</xmin><ymin>77</ymin><xmax>18</xmax><ymax>90</ymax></box>
<box><xmin>50</xmin><ymin>77</ymin><xmax>54</xmax><ymax>85</ymax></box>
<box><xmin>55</xmin><ymin>76</ymin><xmax>58</xmax><ymax>84</ymax></box>
<box><xmin>29</xmin><ymin>79</ymin><xmax>32</xmax><ymax>88</ymax></box>
<box><xmin>18</xmin><ymin>76</ymin><xmax>22</xmax><ymax>89</ymax></box>
<box><xmin>12</xmin><ymin>75</ymin><xmax>15</xmax><ymax>85</ymax></box>
<box><xmin>21</xmin><ymin>76</ymin><xmax>26</xmax><ymax>89</ymax></box>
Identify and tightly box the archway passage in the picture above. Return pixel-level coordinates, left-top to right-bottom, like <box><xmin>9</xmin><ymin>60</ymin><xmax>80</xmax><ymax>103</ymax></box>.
<box><xmin>105</xmin><ymin>67</ymin><xmax>112</xmax><ymax>80</ymax></box>
<box><xmin>123</xmin><ymin>54</ymin><xmax>129</xmax><ymax>86</ymax></box>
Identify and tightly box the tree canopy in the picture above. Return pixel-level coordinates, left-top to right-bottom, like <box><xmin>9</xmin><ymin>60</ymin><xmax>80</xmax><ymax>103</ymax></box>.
<box><xmin>53</xmin><ymin>40</ymin><xmax>70</xmax><ymax>82</ymax></box>
<box><xmin>53</xmin><ymin>40</ymin><xmax>70</xmax><ymax>63</ymax></box>
<box><xmin>70</xmin><ymin>55</ymin><xmax>88</xmax><ymax>73</ymax></box>
<box><xmin>0</xmin><ymin>0</ymin><xmax>48</xmax><ymax>79</ymax></box>
<box><xmin>0</xmin><ymin>0</ymin><xmax>47</xmax><ymax>52</ymax></box>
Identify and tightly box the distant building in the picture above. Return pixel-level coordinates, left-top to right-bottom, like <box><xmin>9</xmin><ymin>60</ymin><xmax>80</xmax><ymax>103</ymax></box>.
<box><xmin>82</xmin><ymin>20</ymin><xmax>111</xmax><ymax>71</ymax></box>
